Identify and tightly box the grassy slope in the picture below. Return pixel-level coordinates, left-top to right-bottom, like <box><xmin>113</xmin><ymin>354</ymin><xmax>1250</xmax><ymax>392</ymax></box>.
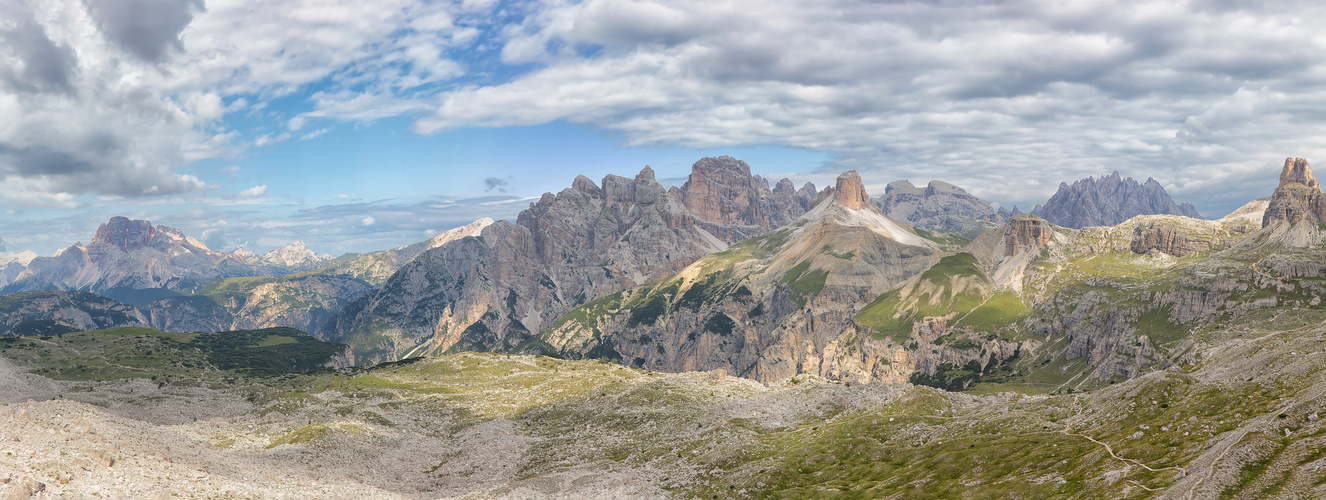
<box><xmin>855</xmin><ymin>253</ymin><xmax>1022</xmax><ymax>343</ymax></box>
<box><xmin>0</xmin><ymin>326</ymin><xmax>345</xmax><ymax>380</ymax></box>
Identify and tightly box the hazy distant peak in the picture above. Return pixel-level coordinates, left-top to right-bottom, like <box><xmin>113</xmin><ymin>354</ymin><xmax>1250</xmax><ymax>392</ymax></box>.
<box><xmin>0</xmin><ymin>250</ymin><xmax>38</xmax><ymax>267</ymax></box>
<box><xmin>426</xmin><ymin>218</ymin><xmax>494</xmax><ymax>249</ymax></box>
<box><xmin>262</xmin><ymin>240</ymin><xmax>332</xmax><ymax>267</ymax></box>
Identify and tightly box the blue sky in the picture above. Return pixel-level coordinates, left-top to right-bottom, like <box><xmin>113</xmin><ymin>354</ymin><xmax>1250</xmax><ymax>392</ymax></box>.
<box><xmin>2</xmin><ymin>0</ymin><xmax>1325</xmax><ymax>256</ymax></box>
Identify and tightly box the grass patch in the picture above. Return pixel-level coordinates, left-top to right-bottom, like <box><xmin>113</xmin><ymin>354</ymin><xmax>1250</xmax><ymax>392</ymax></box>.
<box><xmin>0</xmin><ymin>326</ymin><xmax>343</xmax><ymax>380</ymax></box>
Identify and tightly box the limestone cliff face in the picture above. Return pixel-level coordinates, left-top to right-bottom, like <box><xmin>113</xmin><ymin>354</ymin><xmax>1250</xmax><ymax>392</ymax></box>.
<box><xmin>1279</xmin><ymin>157</ymin><xmax>1319</xmax><ymax>190</ymax></box>
<box><xmin>143</xmin><ymin>296</ymin><xmax>232</xmax><ymax>333</ymax></box>
<box><xmin>543</xmin><ymin>171</ymin><xmax>941</xmax><ymax>383</ymax></box>
<box><xmin>0</xmin><ymin>291</ymin><xmax>148</xmax><ymax>336</ymax></box>
<box><xmin>322</xmin><ymin>159</ymin><xmax>804</xmax><ymax>364</ymax></box>
<box><xmin>322</xmin><ymin>218</ymin><xmax>493</xmax><ymax>286</ymax></box>
<box><xmin>1262</xmin><ymin>158</ymin><xmax>1326</xmax><ymax>228</ymax></box>
<box><xmin>1032</xmin><ymin>172</ymin><xmax>1200</xmax><ymax>228</ymax></box>
<box><xmin>1129</xmin><ymin>221</ymin><xmax>1217</xmax><ymax>257</ymax></box>
<box><xmin>877</xmin><ymin>179</ymin><xmax>1004</xmax><ymax>237</ymax></box>
<box><xmin>1003</xmin><ymin>215</ymin><xmax>1052</xmax><ymax>257</ymax></box>
<box><xmin>833</xmin><ymin>171</ymin><xmax>871</xmax><ymax>210</ymax></box>
<box><xmin>140</xmin><ymin>274</ymin><xmax>373</xmax><ymax>336</ymax></box>
<box><xmin>675</xmin><ymin>156</ymin><xmax>816</xmax><ymax>244</ymax></box>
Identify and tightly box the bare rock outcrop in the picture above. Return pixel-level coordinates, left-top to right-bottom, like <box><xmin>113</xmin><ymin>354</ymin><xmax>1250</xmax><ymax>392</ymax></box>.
<box><xmin>1129</xmin><ymin>221</ymin><xmax>1212</xmax><ymax>257</ymax></box>
<box><xmin>833</xmin><ymin>170</ymin><xmax>871</xmax><ymax>210</ymax></box>
<box><xmin>0</xmin><ymin>291</ymin><xmax>148</xmax><ymax>336</ymax></box>
<box><xmin>674</xmin><ymin>156</ymin><xmax>816</xmax><ymax>243</ymax></box>
<box><xmin>1262</xmin><ymin>158</ymin><xmax>1326</xmax><ymax>228</ymax></box>
<box><xmin>324</xmin><ymin>158</ymin><xmax>812</xmax><ymax>364</ymax></box>
<box><xmin>877</xmin><ymin>179</ymin><xmax>1006</xmax><ymax>237</ymax></box>
<box><xmin>1032</xmin><ymin>172</ymin><xmax>1200</xmax><ymax>229</ymax></box>
<box><xmin>1279</xmin><ymin>157</ymin><xmax>1319</xmax><ymax>190</ymax></box>
<box><xmin>1004</xmin><ymin>215</ymin><xmax>1052</xmax><ymax>257</ymax></box>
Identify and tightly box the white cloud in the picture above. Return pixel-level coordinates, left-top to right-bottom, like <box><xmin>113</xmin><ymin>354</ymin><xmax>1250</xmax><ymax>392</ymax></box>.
<box><xmin>239</xmin><ymin>185</ymin><xmax>268</xmax><ymax>198</ymax></box>
<box><xmin>300</xmin><ymin>128</ymin><xmax>330</xmax><ymax>140</ymax></box>
<box><xmin>412</xmin><ymin>0</ymin><xmax>1326</xmax><ymax>212</ymax></box>
<box><xmin>362</xmin><ymin>216</ymin><xmax>376</xmax><ymax>226</ymax></box>
<box><xmin>0</xmin><ymin>0</ymin><xmax>485</xmax><ymax>205</ymax></box>
<box><xmin>5</xmin><ymin>0</ymin><xmax>1326</xmax><ymax>217</ymax></box>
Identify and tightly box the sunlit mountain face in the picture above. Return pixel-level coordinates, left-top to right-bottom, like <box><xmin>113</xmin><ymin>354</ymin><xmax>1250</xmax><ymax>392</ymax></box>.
<box><xmin>4</xmin><ymin>1</ymin><xmax>1326</xmax><ymax>497</ymax></box>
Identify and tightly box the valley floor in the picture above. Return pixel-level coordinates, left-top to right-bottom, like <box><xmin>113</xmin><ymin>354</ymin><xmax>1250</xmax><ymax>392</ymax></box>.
<box><xmin>3</xmin><ymin>317</ymin><xmax>1326</xmax><ymax>499</ymax></box>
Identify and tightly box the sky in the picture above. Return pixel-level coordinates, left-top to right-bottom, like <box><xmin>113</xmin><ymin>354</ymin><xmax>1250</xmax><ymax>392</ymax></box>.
<box><xmin>2</xmin><ymin>0</ymin><xmax>1325</xmax><ymax>257</ymax></box>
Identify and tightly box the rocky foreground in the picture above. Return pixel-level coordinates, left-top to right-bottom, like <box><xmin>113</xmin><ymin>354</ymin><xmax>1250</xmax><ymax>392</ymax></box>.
<box><xmin>4</xmin><ymin>300</ymin><xmax>1326</xmax><ymax>499</ymax></box>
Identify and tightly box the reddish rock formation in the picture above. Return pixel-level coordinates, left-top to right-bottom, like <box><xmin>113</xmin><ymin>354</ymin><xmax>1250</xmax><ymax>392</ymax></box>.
<box><xmin>833</xmin><ymin>170</ymin><xmax>871</xmax><ymax>210</ymax></box>
<box><xmin>674</xmin><ymin>156</ymin><xmax>817</xmax><ymax>244</ymax></box>
<box><xmin>1262</xmin><ymin>157</ymin><xmax>1326</xmax><ymax>227</ymax></box>
<box><xmin>1278</xmin><ymin>157</ymin><xmax>1319</xmax><ymax>190</ymax></box>
<box><xmin>1004</xmin><ymin>215</ymin><xmax>1052</xmax><ymax>257</ymax></box>
<box><xmin>678</xmin><ymin>156</ymin><xmax>762</xmax><ymax>226</ymax></box>
<box><xmin>91</xmin><ymin>217</ymin><xmax>156</xmax><ymax>252</ymax></box>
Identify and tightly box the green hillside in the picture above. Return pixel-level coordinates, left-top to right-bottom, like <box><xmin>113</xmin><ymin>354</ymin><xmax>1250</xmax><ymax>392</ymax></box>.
<box><xmin>0</xmin><ymin>326</ymin><xmax>345</xmax><ymax>380</ymax></box>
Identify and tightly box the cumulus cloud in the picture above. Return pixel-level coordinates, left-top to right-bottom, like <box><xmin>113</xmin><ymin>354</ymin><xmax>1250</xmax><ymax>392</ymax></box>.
<box><xmin>412</xmin><ymin>0</ymin><xmax>1326</xmax><ymax>213</ymax></box>
<box><xmin>6</xmin><ymin>0</ymin><xmax>1326</xmax><ymax>218</ymax></box>
<box><xmin>0</xmin><ymin>1</ymin><xmax>78</xmax><ymax>94</ymax></box>
<box><xmin>362</xmin><ymin>216</ymin><xmax>376</xmax><ymax>226</ymax></box>
<box><xmin>83</xmin><ymin>0</ymin><xmax>204</xmax><ymax>62</ymax></box>
<box><xmin>0</xmin><ymin>0</ymin><xmax>486</xmax><ymax>205</ymax></box>
<box><xmin>239</xmin><ymin>185</ymin><xmax>267</xmax><ymax>198</ymax></box>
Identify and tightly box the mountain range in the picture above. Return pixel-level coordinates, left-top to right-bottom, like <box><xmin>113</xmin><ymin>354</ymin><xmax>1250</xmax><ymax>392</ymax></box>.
<box><xmin>7</xmin><ymin>156</ymin><xmax>1326</xmax><ymax>498</ymax></box>
<box><xmin>0</xmin><ymin>158</ymin><xmax>1212</xmax><ymax>375</ymax></box>
<box><xmin>1032</xmin><ymin>171</ymin><xmax>1200</xmax><ymax>228</ymax></box>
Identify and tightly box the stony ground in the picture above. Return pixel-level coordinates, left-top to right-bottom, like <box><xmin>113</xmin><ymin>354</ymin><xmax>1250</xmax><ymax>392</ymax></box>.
<box><xmin>3</xmin><ymin>318</ymin><xmax>1326</xmax><ymax>499</ymax></box>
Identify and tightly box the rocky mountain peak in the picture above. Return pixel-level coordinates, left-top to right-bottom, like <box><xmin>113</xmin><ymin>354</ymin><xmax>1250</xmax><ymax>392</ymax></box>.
<box><xmin>636</xmin><ymin>165</ymin><xmax>656</xmax><ymax>182</ymax></box>
<box><xmin>91</xmin><ymin>217</ymin><xmax>156</xmax><ymax>252</ymax></box>
<box><xmin>1278</xmin><ymin>157</ymin><xmax>1319</xmax><ymax>190</ymax></box>
<box><xmin>263</xmin><ymin>240</ymin><xmax>331</xmax><ymax>267</ymax></box>
<box><xmin>674</xmin><ymin>157</ymin><xmax>815</xmax><ymax>239</ymax></box>
<box><xmin>833</xmin><ymin>170</ymin><xmax>871</xmax><ymax>210</ymax></box>
<box><xmin>571</xmin><ymin>175</ymin><xmax>600</xmax><ymax>195</ymax></box>
<box><xmin>5</xmin><ymin>217</ymin><xmax>255</xmax><ymax>294</ymax></box>
<box><xmin>678</xmin><ymin>156</ymin><xmax>760</xmax><ymax>225</ymax></box>
<box><xmin>877</xmin><ymin>178</ymin><xmax>1004</xmax><ymax>237</ymax></box>
<box><xmin>1004</xmin><ymin>214</ymin><xmax>1052</xmax><ymax>257</ymax></box>
<box><xmin>230</xmin><ymin>247</ymin><xmax>258</xmax><ymax>263</ymax></box>
<box><xmin>1262</xmin><ymin>157</ymin><xmax>1326</xmax><ymax>229</ymax></box>
<box><xmin>600</xmin><ymin>167</ymin><xmax>664</xmax><ymax>205</ymax></box>
<box><xmin>1031</xmin><ymin>172</ymin><xmax>1200</xmax><ymax>228</ymax></box>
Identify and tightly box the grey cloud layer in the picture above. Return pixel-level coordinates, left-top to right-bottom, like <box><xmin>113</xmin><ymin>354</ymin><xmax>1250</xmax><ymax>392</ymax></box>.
<box><xmin>0</xmin><ymin>0</ymin><xmax>477</xmax><ymax>205</ymax></box>
<box><xmin>83</xmin><ymin>0</ymin><xmax>204</xmax><ymax>62</ymax></box>
<box><xmin>417</xmin><ymin>0</ymin><xmax>1326</xmax><ymax>213</ymax></box>
<box><xmin>3</xmin><ymin>0</ymin><xmax>1322</xmax><ymax>221</ymax></box>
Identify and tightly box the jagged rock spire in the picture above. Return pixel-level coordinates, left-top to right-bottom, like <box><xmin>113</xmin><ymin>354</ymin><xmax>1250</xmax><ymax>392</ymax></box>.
<box><xmin>1262</xmin><ymin>157</ymin><xmax>1326</xmax><ymax>228</ymax></box>
<box><xmin>834</xmin><ymin>170</ymin><xmax>870</xmax><ymax>210</ymax></box>
<box><xmin>1278</xmin><ymin>157</ymin><xmax>1319</xmax><ymax>190</ymax></box>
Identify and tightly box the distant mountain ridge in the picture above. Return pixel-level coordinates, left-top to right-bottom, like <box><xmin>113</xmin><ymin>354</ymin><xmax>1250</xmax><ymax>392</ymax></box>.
<box><xmin>876</xmin><ymin>180</ymin><xmax>1010</xmax><ymax>238</ymax></box>
<box><xmin>1</xmin><ymin>217</ymin><xmax>257</xmax><ymax>294</ymax></box>
<box><xmin>1031</xmin><ymin>172</ymin><xmax>1199</xmax><ymax>228</ymax></box>
<box><xmin>544</xmin><ymin>170</ymin><xmax>941</xmax><ymax>380</ymax></box>
<box><xmin>321</xmin><ymin>156</ymin><xmax>826</xmax><ymax>364</ymax></box>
